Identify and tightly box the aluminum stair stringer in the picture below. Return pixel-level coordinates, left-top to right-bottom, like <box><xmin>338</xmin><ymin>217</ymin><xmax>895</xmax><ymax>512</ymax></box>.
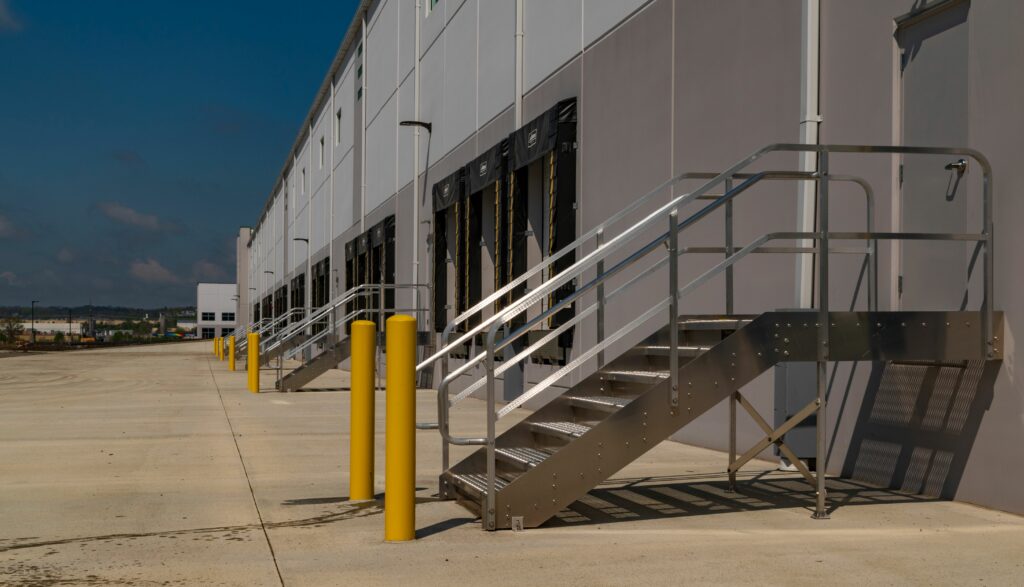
<box><xmin>278</xmin><ymin>337</ymin><xmax>351</xmax><ymax>392</ymax></box>
<box><xmin>447</xmin><ymin>310</ymin><xmax>999</xmax><ymax>529</ymax></box>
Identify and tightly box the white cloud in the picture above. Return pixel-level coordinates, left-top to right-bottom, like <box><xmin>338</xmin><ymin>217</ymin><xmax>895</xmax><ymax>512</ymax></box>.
<box><xmin>130</xmin><ymin>258</ymin><xmax>180</xmax><ymax>284</ymax></box>
<box><xmin>0</xmin><ymin>271</ymin><xmax>21</xmax><ymax>286</ymax></box>
<box><xmin>97</xmin><ymin>202</ymin><xmax>161</xmax><ymax>230</ymax></box>
<box><xmin>0</xmin><ymin>0</ymin><xmax>22</xmax><ymax>34</ymax></box>
<box><xmin>56</xmin><ymin>247</ymin><xmax>75</xmax><ymax>264</ymax></box>
<box><xmin>0</xmin><ymin>214</ymin><xmax>15</xmax><ymax>238</ymax></box>
<box><xmin>191</xmin><ymin>259</ymin><xmax>228</xmax><ymax>282</ymax></box>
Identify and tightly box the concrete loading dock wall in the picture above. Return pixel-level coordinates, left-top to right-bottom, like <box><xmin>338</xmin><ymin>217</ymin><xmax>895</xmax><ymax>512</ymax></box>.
<box><xmin>239</xmin><ymin>0</ymin><xmax>1024</xmax><ymax>515</ymax></box>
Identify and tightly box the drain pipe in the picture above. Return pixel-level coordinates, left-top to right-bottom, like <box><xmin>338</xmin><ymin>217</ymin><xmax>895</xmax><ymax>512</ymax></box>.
<box><xmin>360</xmin><ymin>14</ymin><xmax>368</xmax><ymax>233</ymax></box>
<box><xmin>796</xmin><ymin>0</ymin><xmax>822</xmax><ymax>308</ymax></box>
<box><xmin>515</xmin><ymin>0</ymin><xmax>524</xmax><ymax>127</ymax></box>
<box><xmin>412</xmin><ymin>0</ymin><xmax>422</xmax><ymax>302</ymax></box>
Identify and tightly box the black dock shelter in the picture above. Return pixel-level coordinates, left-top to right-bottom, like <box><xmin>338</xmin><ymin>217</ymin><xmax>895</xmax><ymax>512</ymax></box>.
<box><xmin>432</xmin><ymin>168</ymin><xmax>464</xmax><ymax>333</ymax></box>
<box><xmin>507</xmin><ymin>97</ymin><xmax>578</xmax><ymax>351</ymax></box>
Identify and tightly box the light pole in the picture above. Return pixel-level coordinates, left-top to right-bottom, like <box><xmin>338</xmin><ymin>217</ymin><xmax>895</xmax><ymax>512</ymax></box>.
<box><xmin>400</xmin><ymin>119</ymin><xmax>433</xmax><ymax>318</ymax></box>
<box><xmin>30</xmin><ymin>300</ymin><xmax>39</xmax><ymax>344</ymax></box>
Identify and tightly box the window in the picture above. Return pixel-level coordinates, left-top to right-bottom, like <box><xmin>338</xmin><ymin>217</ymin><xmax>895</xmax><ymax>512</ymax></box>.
<box><xmin>427</xmin><ymin>0</ymin><xmax>440</xmax><ymax>15</ymax></box>
<box><xmin>201</xmin><ymin>312</ymin><xmax>215</xmax><ymax>321</ymax></box>
<box><xmin>357</xmin><ymin>65</ymin><xmax>363</xmax><ymax>79</ymax></box>
<box><xmin>335</xmin><ymin>109</ymin><xmax>341</xmax><ymax>144</ymax></box>
<box><xmin>201</xmin><ymin>327</ymin><xmax>215</xmax><ymax>339</ymax></box>
<box><xmin>221</xmin><ymin>312</ymin><xmax>235</xmax><ymax>322</ymax></box>
<box><xmin>357</xmin><ymin>87</ymin><xmax>362</xmax><ymax>101</ymax></box>
<box><xmin>356</xmin><ymin>43</ymin><xmax>362</xmax><ymax>57</ymax></box>
<box><xmin>319</xmin><ymin>137</ymin><xmax>324</xmax><ymax>168</ymax></box>
<box><xmin>301</xmin><ymin>168</ymin><xmax>306</xmax><ymax>194</ymax></box>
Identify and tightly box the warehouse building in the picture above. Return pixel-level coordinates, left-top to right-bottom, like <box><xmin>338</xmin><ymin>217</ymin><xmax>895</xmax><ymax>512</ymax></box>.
<box><xmin>237</xmin><ymin>0</ymin><xmax>1024</xmax><ymax>520</ymax></box>
<box><xmin>196</xmin><ymin>283</ymin><xmax>238</xmax><ymax>339</ymax></box>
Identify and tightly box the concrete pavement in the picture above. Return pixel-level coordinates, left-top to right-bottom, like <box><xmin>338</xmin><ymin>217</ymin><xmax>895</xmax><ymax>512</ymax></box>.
<box><xmin>1</xmin><ymin>341</ymin><xmax>1023</xmax><ymax>585</ymax></box>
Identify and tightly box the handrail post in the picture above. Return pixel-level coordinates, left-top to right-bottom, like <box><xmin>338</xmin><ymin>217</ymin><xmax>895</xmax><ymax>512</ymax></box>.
<box><xmin>813</xmin><ymin>150</ymin><xmax>830</xmax><ymax>520</ymax></box>
<box><xmin>668</xmin><ymin>209</ymin><xmax>679</xmax><ymax>408</ymax></box>
<box><xmin>595</xmin><ymin>229</ymin><xmax>606</xmax><ymax>368</ymax></box>
<box><xmin>725</xmin><ymin>178</ymin><xmax>735</xmax><ymax>315</ymax></box>
<box><xmin>484</xmin><ymin>327</ymin><xmax>498</xmax><ymax>531</ymax></box>
<box><xmin>983</xmin><ymin>171</ymin><xmax>994</xmax><ymax>358</ymax></box>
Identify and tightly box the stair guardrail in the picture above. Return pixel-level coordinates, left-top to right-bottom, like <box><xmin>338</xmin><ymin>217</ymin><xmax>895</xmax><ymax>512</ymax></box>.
<box><xmin>428</xmin><ymin>143</ymin><xmax>994</xmax><ymax>528</ymax></box>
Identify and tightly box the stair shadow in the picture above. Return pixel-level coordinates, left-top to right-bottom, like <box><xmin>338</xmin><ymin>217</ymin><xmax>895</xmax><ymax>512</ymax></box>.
<box><xmin>545</xmin><ymin>472</ymin><xmax>938</xmax><ymax>527</ymax></box>
<box><xmin>840</xmin><ymin>359</ymin><xmax>998</xmax><ymax>500</ymax></box>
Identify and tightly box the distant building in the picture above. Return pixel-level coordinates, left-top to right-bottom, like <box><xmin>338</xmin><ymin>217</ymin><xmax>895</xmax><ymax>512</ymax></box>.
<box><xmin>196</xmin><ymin>283</ymin><xmax>237</xmax><ymax>339</ymax></box>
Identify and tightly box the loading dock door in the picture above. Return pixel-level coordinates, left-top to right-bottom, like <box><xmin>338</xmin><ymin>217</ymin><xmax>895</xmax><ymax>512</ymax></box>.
<box><xmin>897</xmin><ymin>1</ymin><xmax>970</xmax><ymax>310</ymax></box>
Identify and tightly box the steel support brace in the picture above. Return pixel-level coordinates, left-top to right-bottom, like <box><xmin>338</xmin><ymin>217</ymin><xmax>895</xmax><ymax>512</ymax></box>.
<box><xmin>814</xmin><ymin>151</ymin><xmax>830</xmax><ymax>519</ymax></box>
<box><xmin>668</xmin><ymin>210</ymin><xmax>680</xmax><ymax>408</ymax></box>
<box><xmin>732</xmin><ymin>392</ymin><xmax>817</xmax><ymax>488</ymax></box>
<box><xmin>596</xmin><ymin>229</ymin><xmax>606</xmax><ymax>369</ymax></box>
<box><xmin>728</xmin><ymin>391</ymin><xmax>738</xmax><ymax>491</ymax></box>
<box><xmin>728</xmin><ymin>394</ymin><xmax>819</xmax><ymax>479</ymax></box>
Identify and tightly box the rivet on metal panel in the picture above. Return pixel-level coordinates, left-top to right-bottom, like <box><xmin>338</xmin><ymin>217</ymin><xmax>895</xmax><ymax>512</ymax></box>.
<box><xmin>901</xmin><ymin>322</ymin><xmax>906</xmax><ymax>327</ymax></box>
<box><xmin>784</xmin><ymin>351</ymin><xmax>790</xmax><ymax>356</ymax></box>
<box><xmin>876</xmin><ymin>322</ymin><xmax>882</xmax><ymax>327</ymax></box>
<box><xmin>783</xmin><ymin>338</ymin><xmax>789</xmax><ymax>343</ymax></box>
<box><xmin>642</xmin><ymin>437</ymin><xmax>647</xmax><ymax>443</ymax></box>
<box><xmin>922</xmin><ymin>322</ymin><xmax>927</xmax><ymax>327</ymax></box>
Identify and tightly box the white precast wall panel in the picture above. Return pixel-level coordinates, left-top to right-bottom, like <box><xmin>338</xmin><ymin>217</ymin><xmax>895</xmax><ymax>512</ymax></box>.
<box><xmin>442</xmin><ymin>0</ymin><xmax>477</xmax><ymax>153</ymax></box>
<box><xmin>311</xmin><ymin>185</ymin><xmax>328</xmax><ymax>251</ymax></box>
<box><xmin>333</xmin><ymin>151</ymin><xmax>355</xmax><ymax>234</ymax></box>
<box><xmin>291</xmin><ymin>203</ymin><xmax>309</xmax><ymax>273</ymax></box>
<box><xmin>338</xmin><ymin>65</ymin><xmax>356</xmax><ymax>161</ymax></box>
<box><xmin>524</xmin><ymin>0</ymin><xmax>582</xmax><ymax>91</ymax></box>
<box><xmin>366</xmin><ymin>93</ymin><xmax>398</xmax><ymax>213</ymax></box>
<box><xmin>397</xmin><ymin>0</ymin><xmax>415</xmax><ymax>80</ymax></box>
<box><xmin>295</xmin><ymin>143</ymin><xmax>310</xmax><ymax>211</ymax></box>
<box><xmin>367</xmin><ymin>0</ymin><xmax>398</xmax><ymax>121</ymax></box>
<box><xmin>312</xmin><ymin>107</ymin><xmax>330</xmax><ymax>192</ymax></box>
<box><xmin>583</xmin><ymin>0</ymin><xmax>649</xmax><ymax>46</ymax></box>
<box><xmin>478</xmin><ymin>0</ymin><xmax>516</xmax><ymax>126</ymax></box>
<box><xmin>419</xmin><ymin>22</ymin><xmax>444</xmax><ymax>157</ymax></box>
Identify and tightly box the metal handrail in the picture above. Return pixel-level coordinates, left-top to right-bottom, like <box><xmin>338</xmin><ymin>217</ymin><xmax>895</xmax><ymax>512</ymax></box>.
<box><xmin>257</xmin><ymin>308</ymin><xmax>309</xmax><ymax>353</ymax></box>
<box><xmin>432</xmin><ymin>169</ymin><xmax>879</xmax><ymax>457</ymax></box>
<box><xmin>265</xmin><ymin>283</ymin><xmax>431</xmax><ymax>356</ymax></box>
<box><xmin>433</xmin><ymin>143</ymin><xmax>994</xmax><ymax>529</ymax></box>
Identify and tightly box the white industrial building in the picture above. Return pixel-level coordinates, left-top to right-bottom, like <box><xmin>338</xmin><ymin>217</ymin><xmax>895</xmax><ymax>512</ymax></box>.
<box><xmin>235</xmin><ymin>0</ymin><xmax>1024</xmax><ymax>524</ymax></box>
<box><xmin>195</xmin><ymin>283</ymin><xmax>238</xmax><ymax>339</ymax></box>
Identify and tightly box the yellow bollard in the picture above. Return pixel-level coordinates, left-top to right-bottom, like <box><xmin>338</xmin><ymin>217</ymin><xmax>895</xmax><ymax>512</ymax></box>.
<box><xmin>247</xmin><ymin>333</ymin><xmax>260</xmax><ymax>393</ymax></box>
<box><xmin>384</xmin><ymin>314</ymin><xmax>416</xmax><ymax>542</ymax></box>
<box><xmin>349</xmin><ymin>320</ymin><xmax>376</xmax><ymax>501</ymax></box>
<box><xmin>228</xmin><ymin>336</ymin><xmax>236</xmax><ymax>371</ymax></box>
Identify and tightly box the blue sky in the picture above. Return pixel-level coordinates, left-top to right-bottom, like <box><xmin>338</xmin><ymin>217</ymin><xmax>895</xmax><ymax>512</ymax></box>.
<box><xmin>0</xmin><ymin>0</ymin><xmax>359</xmax><ymax>307</ymax></box>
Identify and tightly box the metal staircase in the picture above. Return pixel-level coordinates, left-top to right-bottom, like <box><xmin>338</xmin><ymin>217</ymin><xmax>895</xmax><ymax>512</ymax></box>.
<box><xmin>416</xmin><ymin>144</ymin><xmax>999</xmax><ymax>530</ymax></box>
<box><xmin>268</xmin><ymin>283</ymin><xmax>430</xmax><ymax>392</ymax></box>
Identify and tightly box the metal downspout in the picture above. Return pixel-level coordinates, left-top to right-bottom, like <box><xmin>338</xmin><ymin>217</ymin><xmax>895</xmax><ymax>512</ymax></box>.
<box><xmin>796</xmin><ymin>0</ymin><xmax>822</xmax><ymax>308</ymax></box>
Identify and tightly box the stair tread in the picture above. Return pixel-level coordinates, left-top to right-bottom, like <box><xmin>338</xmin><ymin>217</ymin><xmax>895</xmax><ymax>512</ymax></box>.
<box><xmin>495</xmin><ymin>447</ymin><xmax>552</xmax><ymax>467</ymax></box>
<box><xmin>677</xmin><ymin>316</ymin><xmax>754</xmax><ymax>330</ymax></box>
<box><xmin>528</xmin><ymin>421</ymin><xmax>591</xmax><ymax>438</ymax></box>
<box><xmin>637</xmin><ymin>344</ymin><xmax>711</xmax><ymax>356</ymax></box>
<box><xmin>452</xmin><ymin>472</ymin><xmax>510</xmax><ymax>495</ymax></box>
<box><xmin>565</xmin><ymin>394</ymin><xmax>632</xmax><ymax>409</ymax></box>
<box><xmin>600</xmin><ymin>369</ymin><xmax>669</xmax><ymax>382</ymax></box>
